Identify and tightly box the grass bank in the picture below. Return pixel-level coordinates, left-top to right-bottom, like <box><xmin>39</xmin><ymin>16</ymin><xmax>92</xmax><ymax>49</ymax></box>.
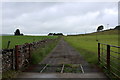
<box><xmin>31</xmin><ymin>39</ymin><xmax>59</xmax><ymax>64</ymax></box>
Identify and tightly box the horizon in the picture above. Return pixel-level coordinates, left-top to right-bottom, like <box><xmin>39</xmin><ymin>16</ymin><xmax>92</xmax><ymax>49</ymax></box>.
<box><xmin>1</xmin><ymin>27</ymin><xmax>117</xmax><ymax>36</ymax></box>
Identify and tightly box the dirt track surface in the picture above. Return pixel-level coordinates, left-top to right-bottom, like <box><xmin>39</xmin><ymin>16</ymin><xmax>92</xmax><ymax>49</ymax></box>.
<box><xmin>40</xmin><ymin>39</ymin><xmax>88</xmax><ymax>65</ymax></box>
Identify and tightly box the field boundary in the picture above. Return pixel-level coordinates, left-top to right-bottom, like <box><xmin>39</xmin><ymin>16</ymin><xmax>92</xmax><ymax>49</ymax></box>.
<box><xmin>2</xmin><ymin>38</ymin><xmax>58</xmax><ymax>72</ymax></box>
<box><xmin>98</xmin><ymin>43</ymin><xmax>120</xmax><ymax>79</ymax></box>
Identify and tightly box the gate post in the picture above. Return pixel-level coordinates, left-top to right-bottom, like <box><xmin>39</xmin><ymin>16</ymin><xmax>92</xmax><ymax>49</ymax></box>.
<box><xmin>107</xmin><ymin>45</ymin><xmax>110</xmax><ymax>70</ymax></box>
<box><xmin>15</xmin><ymin>45</ymin><xmax>19</xmax><ymax>70</ymax></box>
<box><xmin>98</xmin><ymin>43</ymin><xmax>100</xmax><ymax>64</ymax></box>
<box><xmin>11</xmin><ymin>49</ymin><xmax>14</xmax><ymax>70</ymax></box>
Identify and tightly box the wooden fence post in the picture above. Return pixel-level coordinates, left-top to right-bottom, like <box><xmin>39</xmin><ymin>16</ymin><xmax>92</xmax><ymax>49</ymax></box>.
<box><xmin>7</xmin><ymin>41</ymin><xmax>11</xmax><ymax>49</ymax></box>
<box><xmin>15</xmin><ymin>45</ymin><xmax>19</xmax><ymax>70</ymax></box>
<box><xmin>98</xmin><ymin>43</ymin><xmax>100</xmax><ymax>64</ymax></box>
<box><xmin>107</xmin><ymin>45</ymin><xmax>110</xmax><ymax>70</ymax></box>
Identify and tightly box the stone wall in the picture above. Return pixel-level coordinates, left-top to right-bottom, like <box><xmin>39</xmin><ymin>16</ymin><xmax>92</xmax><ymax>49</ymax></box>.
<box><xmin>2</xmin><ymin>49</ymin><xmax>15</xmax><ymax>71</ymax></box>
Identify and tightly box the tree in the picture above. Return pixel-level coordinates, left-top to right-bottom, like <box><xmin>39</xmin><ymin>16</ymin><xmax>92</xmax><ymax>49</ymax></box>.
<box><xmin>97</xmin><ymin>25</ymin><xmax>104</xmax><ymax>32</ymax></box>
<box><xmin>96</xmin><ymin>25</ymin><xmax>104</xmax><ymax>42</ymax></box>
<box><xmin>48</xmin><ymin>33</ymin><xmax>63</xmax><ymax>36</ymax></box>
<box><xmin>48</xmin><ymin>33</ymin><xmax>53</xmax><ymax>36</ymax></box>
<box><xmin>14</xmin><ymin>29</ymin><xmax>20</xmax><ymax>35</ymax></box>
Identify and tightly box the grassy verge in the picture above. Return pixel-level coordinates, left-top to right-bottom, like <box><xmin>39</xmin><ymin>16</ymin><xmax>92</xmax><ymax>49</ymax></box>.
<box><xmin>2</xmin><ymin>70</ymin><xmax>20</xmax><ymax>79</ymax></box>
<box><xmin>31</xmin><ymin>39</ymin><xmax>59</xmax><ymax>64</ymax></box>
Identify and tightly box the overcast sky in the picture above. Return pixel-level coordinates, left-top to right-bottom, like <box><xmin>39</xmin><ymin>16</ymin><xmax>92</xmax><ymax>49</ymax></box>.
<box><xmin>2</xmin><ymin>2</ymin><xmax>118</xmax><ymax>35</ymax></box>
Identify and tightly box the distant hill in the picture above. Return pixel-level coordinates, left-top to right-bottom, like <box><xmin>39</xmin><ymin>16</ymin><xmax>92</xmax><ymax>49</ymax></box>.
<box><xmin>91</xmin><ymin>29</ymin><xmax>119</xmax><ymax>35</ymax></box>
<box><xmin>75</xmin><ymin>29</ymin><xmax>119</xmax><ymax>36</ymax></box>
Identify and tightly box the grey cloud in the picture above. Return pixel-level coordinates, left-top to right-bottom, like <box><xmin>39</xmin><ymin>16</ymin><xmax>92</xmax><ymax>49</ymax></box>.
<box><xmin>2</xmin><ymin>2</ymin><xmax>118</xmax><ymax>35</ymax></box>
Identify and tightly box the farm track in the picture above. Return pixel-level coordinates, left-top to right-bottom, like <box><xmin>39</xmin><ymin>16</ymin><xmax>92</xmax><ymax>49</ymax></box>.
<box><xmin>17</xmin><ymin>39</ymin><xmax>107</xmax><ymax>78</ymax></box>
<box><xmin>41</xmin><ymin>39</ymin><xmax>88</xmax><ymax>65</ymax></box>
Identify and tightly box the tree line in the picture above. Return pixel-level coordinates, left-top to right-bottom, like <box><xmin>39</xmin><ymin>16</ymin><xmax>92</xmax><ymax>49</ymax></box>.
<box><xmin>14</xmin><ymin>25</ymin><xmax>120</xmax><ymax>36</ymax></box>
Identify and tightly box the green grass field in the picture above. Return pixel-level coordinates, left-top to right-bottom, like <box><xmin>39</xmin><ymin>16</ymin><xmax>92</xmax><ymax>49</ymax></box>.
<box><xmin>64</xmin><ymin>29</ymin><xmax>119</xmax><ymax>78</ymax></box>
<box><xmin>1</xmin><ymin>36</ymin><xmax>57</xmax><ymax>49</ymax></box>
